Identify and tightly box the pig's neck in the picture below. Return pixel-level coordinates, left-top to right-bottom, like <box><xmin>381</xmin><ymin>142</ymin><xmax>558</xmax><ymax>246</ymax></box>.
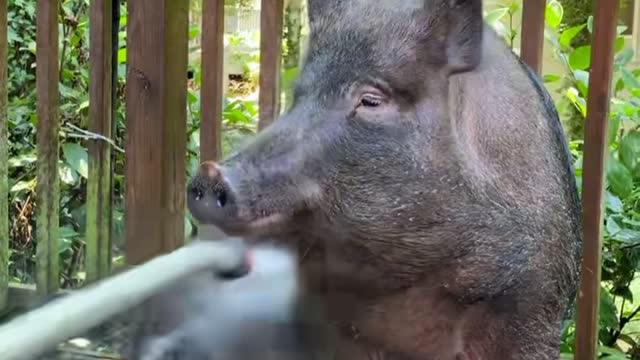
<box><xmin>296</xmin><ymin>257</ymin><xmax>516</xmax><ymax>359</ymax></box>
<box><xmin>297</xmin><ymin>281</ymin><xmax>518</xmax><ymax>359</ymax></box>
<box><xmin>292</xmin><ymin>230</ymin><xmax>528</xmax><ymax>358</ymax></box>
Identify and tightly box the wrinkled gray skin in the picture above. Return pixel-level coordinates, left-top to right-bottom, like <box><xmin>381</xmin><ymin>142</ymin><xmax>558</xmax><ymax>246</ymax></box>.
<box><xmin>187</xmin><ymin>0</ymin><xmax>583</xmax><ymax>358</ymax></box>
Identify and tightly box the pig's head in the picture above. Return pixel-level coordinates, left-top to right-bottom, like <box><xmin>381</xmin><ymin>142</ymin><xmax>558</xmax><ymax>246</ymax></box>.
<box><xmin>188</xmin><ymin>0</ymin><xmax>483</xmax><ymax>244</ymax></box>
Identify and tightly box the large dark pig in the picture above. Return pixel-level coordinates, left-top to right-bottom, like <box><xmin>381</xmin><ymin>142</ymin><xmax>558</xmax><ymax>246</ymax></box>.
<box><xmin>187</xmin><ymin>0</ymin><xmax>582</xmax><ymax>358</ymax></box>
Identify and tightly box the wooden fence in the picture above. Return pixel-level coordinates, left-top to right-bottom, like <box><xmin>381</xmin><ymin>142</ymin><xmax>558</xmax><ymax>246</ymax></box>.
<box><xmin>0</xmin><ymin>0</ymin><xmax>622</xmax><ymax>359</ymax></box>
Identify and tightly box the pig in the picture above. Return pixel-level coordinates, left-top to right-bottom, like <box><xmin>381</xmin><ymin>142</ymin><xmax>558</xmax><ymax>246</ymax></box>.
<box><xmin>186</xmin><ymin>0</ymin><xmax>583</xmax><ymax>358</ymax></box>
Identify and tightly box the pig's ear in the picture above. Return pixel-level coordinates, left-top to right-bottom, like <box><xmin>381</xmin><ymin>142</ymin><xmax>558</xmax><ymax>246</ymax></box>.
<box><xmin>428</xmin><ymin>0</ymin><xmax>484</xmax><ymax>74</ymax></box>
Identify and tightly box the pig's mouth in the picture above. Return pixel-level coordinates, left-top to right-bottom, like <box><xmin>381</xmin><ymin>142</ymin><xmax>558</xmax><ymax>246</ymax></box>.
<box><xmin>186</xmin><ymin>161</ymin><xmax>320</xmax><ymax>238</ymax></box>
<box><xmin>186</xmin><ymin>179</ymin><xmax>302</xmax><ymax>237</ymax></box>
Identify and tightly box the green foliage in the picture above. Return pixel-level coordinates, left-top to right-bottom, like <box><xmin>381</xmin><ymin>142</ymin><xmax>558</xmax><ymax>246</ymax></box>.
<box><xmin>224</xmin><ymin>0</ymin><xmax>254</xmax><ymax>9</ymax></box>
<box><xmin>484</xmin><ymin>0</ymin><xmax>521</xmax><ymax>49</ymax></box>
<box><xmin>5</xmin><ymin>0</ymin><xmax>261</xmax><ymax>288</ymax></box>
<box><xmin>559</xmin><ymin>0</ymin><xmax>593</xmax><ymax>46</ymax></box>
<box><xmin>551</xmin><ymin>8</ymin><xmax>640</xmax><ymax>360</ymax></box>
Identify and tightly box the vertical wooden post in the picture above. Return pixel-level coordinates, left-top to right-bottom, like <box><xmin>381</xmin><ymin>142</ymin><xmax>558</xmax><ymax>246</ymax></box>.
<box><xmin>520</xmin><ymin>0</ymin><xmax>546</xmax><ymax>74</ymax></box>
<box><xmin>0</xmin><ymin>0</ymin><xmax>8</xmax><ymax>309</ymax></box>
<box><xmin>86</xmin><ymin>0</ymin><xmax>114</xmax><ymax>283</ymax></box>
<box><xmin>200</xmin><ymin>0</ymin><xmax>225</xmax><ymax>161</ymax></box>
<box><xmin>574</xmin><ymin>2</ymin><xmax>621</xmax><ymax>359</ymax></box>
<box><xmin>35</xmin><ymin>0</ymin><xmax>60</xmax><ymax>296</ymax></box>
<box><xmin>125</xmin><ymin>0</ymin><xmax>189</xmax><ymax>264</ymax></box>
<box><xmin>257</xmin><ymin>0</ymin><xmax>284</xmax><ymax>131</ymax></box>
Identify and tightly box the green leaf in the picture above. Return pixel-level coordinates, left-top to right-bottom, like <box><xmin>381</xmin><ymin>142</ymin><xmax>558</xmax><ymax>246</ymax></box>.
<box><xmin>281</xmin><ymin>67</ymin><xmax>300</xmax><ymax>92</ymax></box>
<box><xmin>187</xmin><ymin>90</ymin><xmax>199</xmax><ymax>106</ymax></box>
<box><xmin>7</xmin><ymin>27</ymin><xmax>18</xmax><ymax>44</ymax></box>
<box><xmin>616</xmin><ymin>47</ymin><xmax>635</xmax><ymax>67</ymax></box>
<box><xmin>484</xmin><ymin>7</ymin><xmax>509</xmax><ymax>25</ymax></box>
<box><xmin>615</xmin><ymin>36</ymin><xmax>626</xmax><ymax>53</ymax></box>
<box><xmin>59</xmin><ymin>225</ymin><xmax>80</xmax><ymax>239</ymax></box>
<box><xmin>59</xmin><ymin>164</ymin><xmax>79</xmax><ymax>185</ymax></box>
<box><xmin>508</xmin><ymin>1</ymin><xmax>520</xmax><ymax>13</ymax></box>
<box><xmin>59</xmin><ymin>225</ymin><xmax>80</xmax><ymax>255</ymax></box>
<box><xmin>599</xmin><ymin>345</ymin><xmax>628</xmax><ymax>360</ymax></box>
<box><xmin>76</xmin><ymin>99</ymin><xmax>89</xmax><ymax>114</ymax></box>
<box><xmin>587</xmin><ymin>16</ymin><xmax>594</xmax><ymax>34</ymax></box>
<box><xmin>62</xmin><ymin>143</ymin><xmax>89</xmax><ymax>179</ymax></box>
<box><xmin>611</xmin><ymin>286</ymin><xmax>634</xmax><ymax>303</ymax></box>
<box><xmin>543</xmin><ymin>74</ymin><xmax>561</xmax><ymax>83</ymax></box>
<box><xmin>606</xmin><ymin>156</ymin><xmax>634</xmax><ymax>198</ymax></box>
<box><xmin>600</xmin><ymin>289</ymin><xmax>619</xmax><ymax>328</ymax></box>
<box><xmin>189</xmin><ymin>26</ymin><xmax>201</xmax><ymax>41</ymax></box>
<box><xmin>545</xmin><ymin>0</ymin><xmax>563</xmax><ymax>29</ymax></box>
<box><xmin>617</xmin><ymin>25</ymin><xmax>629</xmax><ymax>36</ymax></box>
<box><xmin>118</xmin><ymin>47</ymin><xmax>127</xmax><ymax>64</ymax></box>
<box><xmin>10</xmin><ymin>178</ymin><xmax>36</xmax><ymax>193</ymax></box>
<box><xmin>623</xmin><ymin>218</ymin><xmax>640</xmax><ymax>227</ymax></box>
<box><xmin>612</xmin><ymin>229</ymin><xmax>640</xmax><ymax>243</ymax></box>
<box><xmin>622</xmin><ymin>68</ymin><xmax>640</xmax><ymax>89</ymax></box>
<box><xmin>569</xmin><ymin>46</ymin><xmax>592</xmax><ymax>70</ymax></box>
<box><xmin>605</xmin><ymin>192</ymin><xmax>624</xmax><ymax>213</ymax></box>
<box><xmin>606</xmin><ymin>216</ymin><xmax>622</xmax><ymax>237</ymax></box>
<box><xmin>608</xmin><ymin>114</ymin><xmax>620</xmax><ymax>145</ymax></box>
<box><xmin>574</xmin><ymin>69</ymin><xmax>589</xmax><ymax>97</ymax></box>
<box><xmin>559</xmin><ymin>24</ymin><xmax>586</xmax><ymax>48</ymax></box>
<box><xmin>185</xmin><ymin>215</ymin><xmax>194</xmax><ymax>239</ymax></box>
<box><xmin>8</xmin><ymin>153</ymin><xmax>37</xmax><ymax>168</ymax></box>
<box><xmin>619</xmin><ymin>131</ymin><xmax>640</xmax><ymax>177</ymax></box>
<box><xmin>566</xmin><ymin>87</ymin><xmax>587</xmax><ymax>117</ymax></box>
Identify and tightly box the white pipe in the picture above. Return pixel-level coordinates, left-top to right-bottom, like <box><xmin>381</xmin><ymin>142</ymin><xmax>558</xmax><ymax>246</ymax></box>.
<box><xmin>0</xmin><ymin>239</ymin><xmax>247</xmax><ymax>360</ymax></box>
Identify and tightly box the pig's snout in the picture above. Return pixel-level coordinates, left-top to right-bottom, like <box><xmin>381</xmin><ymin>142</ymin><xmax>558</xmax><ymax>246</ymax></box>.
<box><xmin>187</xmin><ymin>161</ymin><xmax>238</xmax><ymax>225</ymax></box>
<box><xmin>187</xmin><ymin>156</ymin><xmax>321</xmax><ymax>237</ymax></box>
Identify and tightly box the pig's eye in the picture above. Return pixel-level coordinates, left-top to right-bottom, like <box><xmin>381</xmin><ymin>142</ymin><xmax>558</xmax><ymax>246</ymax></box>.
<box><xmin>359</xmin><ymin>93</ymin><xmax>384</xmax><ymax>108</ymax></box>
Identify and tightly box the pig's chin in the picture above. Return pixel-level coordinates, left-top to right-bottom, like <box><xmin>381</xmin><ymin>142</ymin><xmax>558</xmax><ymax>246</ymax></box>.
<box><xmin>195</xmin><ymin>210</ymin><xmax>293</xmax><ymax>238</ymax></box>
<box><xmin>230</xmin><ymin>212</ymin><xmax>290</xmax><ymax>237</ymax></box>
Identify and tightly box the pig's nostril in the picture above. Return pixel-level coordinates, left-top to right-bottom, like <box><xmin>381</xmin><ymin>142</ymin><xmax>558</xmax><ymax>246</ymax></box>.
<box><xmin>216</xmin><ymin>189</ymin><xmax>227</xmax><ymax>208</ymax></box>
<box><xmin>190</xmin><ymin>187</ymin><xmax>204</xmax><ymax>201</ymax></box>
<box><xmin>187</xmin><ymin>162</ymin><xmax>238</xmax><ymax>225</ymax></box>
